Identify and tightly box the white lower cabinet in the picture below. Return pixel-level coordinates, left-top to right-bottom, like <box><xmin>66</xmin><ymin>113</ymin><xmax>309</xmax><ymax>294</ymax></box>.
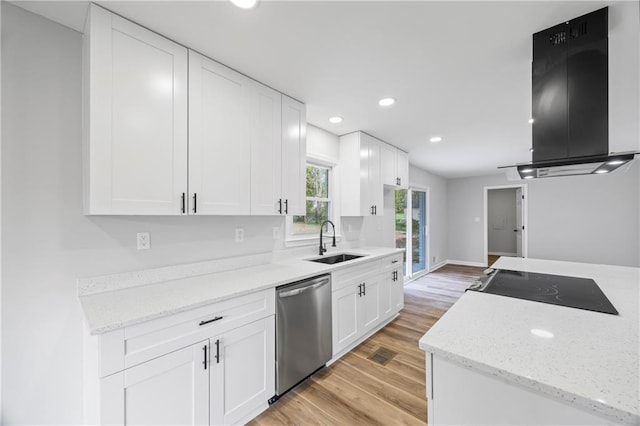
<box><xmin>102</xmin><ymin>342</ymin><xmax>209</xmax><ymax>425</ymax></box>
<box><xmin>85</xmin><ymin>289</ymin><xmax>276</xmax><ymax>425</ymax></box>
<box><xmin>332</xmin><ymin>284</ymin><xmax>360</xmax><ymax>354</ymax></box>
<box><xmin>210</xmin><ymin>317</ymin><xmax>275</xmax><ymax>425</ymax></box>
<box><xmin>99</xmin><ymin>318</ymin><xmax>274</xmax><ymax>425</ymax></box>
<box><xmin>331</xmin><ymin>254</ymin><xmax>403</xmax><ymax>357</ymax></box>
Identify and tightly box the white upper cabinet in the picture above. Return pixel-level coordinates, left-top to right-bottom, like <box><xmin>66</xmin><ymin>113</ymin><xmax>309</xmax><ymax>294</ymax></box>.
<box><xmin>280</xmin><ymin>95</ymin><xmax>307</xmax><ymax>216</ymax></box>
<box><xmin>83</xmin><ymin>4</ymin><xmax>188</xmax><ymax>215</ymax></box>
<box><xmin>397</xmin><ymin>150</ymin><xmax>409</xmax><ymax>188</ymax></box>
<box><xmin>189</xmin><ymin>51</ymin><xmax>251</xmax><ymax>215</ymax></box>
<box><xmin>339</xmin><ymin>132</ymin><xmax>383</xmax><ymax>216</ymax></box>
<box><xmin>380</xmin><ymin>142</ymin><xmax>409</xmax><ymax>188</ymax></box>
<box><xmin>250</xmin><ymin>83</ymin><xmax>283</xmax><ymax>215</ymax></box>
<box><xmin>83</xmin><ymin>6</ymin><xmax>306</xmax><ymax>216</ymax></box>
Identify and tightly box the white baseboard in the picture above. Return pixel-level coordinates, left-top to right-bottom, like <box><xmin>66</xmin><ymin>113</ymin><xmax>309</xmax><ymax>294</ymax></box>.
<box><xmin>446</xmin><ymin>259</ymin><xmax>486</xmax><ymax>267</ymax></box>
<box><xmin>488</xmin><ymin>252</ymin><xmax>517</xmax><ymax>256</ymax></box>
<box><xmin>429</xmin><ymin>260</ymin><xmax>447</xmax><ymax>272</ymax></box>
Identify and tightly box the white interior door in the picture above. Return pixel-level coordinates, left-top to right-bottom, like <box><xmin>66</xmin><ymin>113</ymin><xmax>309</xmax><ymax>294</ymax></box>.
<box><xmin>515</xmin><ymin>188</ymin><xmax>523</xmax><ymax>257</ymax></box>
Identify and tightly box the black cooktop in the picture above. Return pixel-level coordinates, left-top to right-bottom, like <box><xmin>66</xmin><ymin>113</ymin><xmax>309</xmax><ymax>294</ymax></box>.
<box><xmin>468</xmin><ymin>269</ymin><xmax>618</xmax><ymax>315</ymax></box>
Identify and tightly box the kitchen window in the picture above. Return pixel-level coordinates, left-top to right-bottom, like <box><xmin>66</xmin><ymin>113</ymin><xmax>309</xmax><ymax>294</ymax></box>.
<box><xmin>286</xmin><ymin>162</ymin><xmax>338</xmax><ymax>243</ymax></box>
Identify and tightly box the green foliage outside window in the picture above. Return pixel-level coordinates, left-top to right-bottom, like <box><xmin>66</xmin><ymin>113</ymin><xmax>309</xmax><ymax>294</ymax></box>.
<box><xmin>293</xmin><ymin>164</ymin><xmax>331</xmax><ymax>235</ymax></box>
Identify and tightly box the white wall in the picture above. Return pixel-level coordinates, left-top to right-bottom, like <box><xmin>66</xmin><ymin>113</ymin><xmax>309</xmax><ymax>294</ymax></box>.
<box><xmin>447</xmin><ymin>163</ymin><xmax>640</xmax><ymax>267</ymax></box>
<box><xmin>0</xmin><ymin>5</ymin><xmax>343</xmax><ymax>423</ymax></box>
<box><xmin>487</xmin><ymin>188</ymin><xmax>517</xmax><ymax>255</ymax></box>
<box><xmin>409</xmin><ymin>165</ymin><xmax>448</xmax><ymax>270</ymax></box>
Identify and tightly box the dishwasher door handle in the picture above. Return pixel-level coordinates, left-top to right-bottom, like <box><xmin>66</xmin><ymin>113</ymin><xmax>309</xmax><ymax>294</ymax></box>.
<box><xmin>278</xmin><ymin>280</ymin><xmax>329</xmax><ymax>298</ymax></box>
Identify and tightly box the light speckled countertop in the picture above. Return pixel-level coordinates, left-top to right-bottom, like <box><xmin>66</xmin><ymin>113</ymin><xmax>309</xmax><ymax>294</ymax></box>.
<box><xmin>79</xmin><ymin>246</ymin><xmax>402</xmax><ymax>335</ymax></box>
<box><xmin>419</xmin><ymin>257</ymin><xmax>639</xmax><ymax>425</ymax></box>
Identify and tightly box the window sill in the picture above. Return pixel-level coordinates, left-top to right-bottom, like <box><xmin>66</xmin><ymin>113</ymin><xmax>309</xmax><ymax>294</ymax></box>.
<box><xmin>285</xmin><ymin>234</ymin><xmax>342</xmax><ymax>248</ymax></box>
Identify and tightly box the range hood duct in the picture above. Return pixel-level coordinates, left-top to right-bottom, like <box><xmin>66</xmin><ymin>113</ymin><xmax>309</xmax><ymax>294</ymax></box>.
<box><xmin>501</xmin><ymin>7</ymin><xmax>637</xmax><ymax>179</ymax></box>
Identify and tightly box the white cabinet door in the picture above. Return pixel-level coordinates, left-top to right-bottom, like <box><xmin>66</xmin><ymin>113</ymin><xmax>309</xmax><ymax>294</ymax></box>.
<box><xmin>101</xmin><ymin>342</ymin><xmax>209</xmax><ymax>425</ymax></box>
<box><xmin>188</xmin><ymin>50</ymin><xmax>251</xmax><ymax>215</ymax></box>
<box><xmin>378</xmin><ymin>272</ymin><xmax>392</xmax><ymax>318</ymax></box>
<box><xmin>84</xmin><ymin>4</ymin><xmax>187</xmax><ymax>215</ymax></box>
<box><xmin>380</xmin><ymin>142</ymin><xmax>398</xmax><ymax>186</ymax></box>
<box><xmin>367</xmin><ymin>139</ymin><xmax>383</xmax><ymax>215</ymax></box>
<box><xmin>281</xmin><ymin>95</ymin><xmax>307</xmax><ymax>216</ymax></box>
<box><xmin>250</xmin><ymin>83</ymin><xmax>282</xmax><ymax>215</ymax></box>
<box><xmin>360</xmin><ymin>277</ymin><xmax>381</xmax><ymax>333</ymax></box>
<box><xmin>210</xmin><ymin>317</ymin><xmax>275</xmax><ymax>425</ymax></box>
<box><xmin>391</xmin><ymin>267</ymin><xmax>405</xmax><ymax>313</ymax></box>
<box><xmin>332</xmin><ymin>285</ymin><xmax>360</xmax><ymax>356</ymax></box>
<box><xmin>396</xmin><ymin>150</ymin><xmax>409</xmax><ymax>188</ymax></box>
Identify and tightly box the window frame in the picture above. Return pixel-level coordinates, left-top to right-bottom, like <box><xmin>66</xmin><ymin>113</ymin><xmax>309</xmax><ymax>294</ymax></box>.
<box><xmin>285</xmin><ymin>158</ymin><xmax>341</xmax><ymax>246</ymax></box>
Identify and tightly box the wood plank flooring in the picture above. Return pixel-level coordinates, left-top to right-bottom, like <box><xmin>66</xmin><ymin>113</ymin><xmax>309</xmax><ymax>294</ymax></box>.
<box><xmin>249</xmin><ymin>264</ymin><xmax>485</xmax><ymax>425</ymax></box>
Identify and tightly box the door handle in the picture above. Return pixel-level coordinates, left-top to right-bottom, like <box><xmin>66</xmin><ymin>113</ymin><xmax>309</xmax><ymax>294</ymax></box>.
<box><xmin>199</xmin><ymin>316</ymin><xmax>223</xmax><ymax>326</ymax></box>
<box><xmin>203</xmin><ymin>344</ymin><xmax>208</xmax><ymax>370</ymax></box>
<box><xmin>362</xmin><ymin>283</ymin><xmax>366</xmax><ymax>296</ymax></box>
<box><xmin>278</xmin><ymin>199</ymin><xmax>283</xmax><ymax>214</ymax></box>
<box><xmin>193</xmin><ymin>193</ymin><xmax>197</xmax><ymax>214</ymax></box>
<box><xmin>181</xmin><ymin>192</ymin><xmax>186</xmax><ymax>214</ymax></box>
<box><xmin>284</xmin><ymin>199</ymin><xmax>289</xmax><ymax>214</ymax></box>
<box><xmin>215</xmin><ymin>339</ymin><xmax>220</xmax><ymax>364</ymax></box>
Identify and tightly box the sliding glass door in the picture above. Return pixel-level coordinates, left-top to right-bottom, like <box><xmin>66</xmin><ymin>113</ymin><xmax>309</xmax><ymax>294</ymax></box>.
<box><xmin>395</xmin><ymin>188</ymin><xmax>428</xmax><ymax>278</ymax></box>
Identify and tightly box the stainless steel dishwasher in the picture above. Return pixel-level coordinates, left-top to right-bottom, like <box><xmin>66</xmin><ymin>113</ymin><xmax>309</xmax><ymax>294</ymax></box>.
<box><xmin>275</xmin><ymin>274</ymin><xmax>332</xmax><ymax>396</ymax></box>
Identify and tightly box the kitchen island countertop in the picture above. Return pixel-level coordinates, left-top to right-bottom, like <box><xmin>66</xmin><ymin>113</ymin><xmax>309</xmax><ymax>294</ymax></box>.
<box><xmin>419</xmin><ymin>257</ymin><xmax>639</xmax><ymax>425</ymax></box>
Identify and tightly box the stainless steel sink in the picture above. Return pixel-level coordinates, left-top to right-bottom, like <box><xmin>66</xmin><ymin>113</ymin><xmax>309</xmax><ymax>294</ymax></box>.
<box><xmin>308</xmin><ymin>253</ymin><xmax>364</xmax><ymax>265</ymax></box>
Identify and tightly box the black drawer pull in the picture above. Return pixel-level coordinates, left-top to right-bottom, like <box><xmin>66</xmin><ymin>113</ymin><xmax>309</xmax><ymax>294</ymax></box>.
<box><xmin>199</xmin><ymin>316</ymin><xmax>223</xmax><ymax>326</ymax></box>
<box><xmin>391</xmin><ymin>260</ymin><xmax>399</xmax><ymax>264</ymax></box>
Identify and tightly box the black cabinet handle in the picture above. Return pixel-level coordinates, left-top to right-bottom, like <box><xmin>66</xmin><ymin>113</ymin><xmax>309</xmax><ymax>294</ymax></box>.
<box><xmin>181</xmin><ymin>192</ymin><xmax>186</xmax><ymax>214</ymax></box>
<box><xmin>199</xmin><ymin>316</ymin><xmax>223</xmax><ymax>326</ymax></box>
<box><xmin>193</xmin><ymin>193</ymin><xmax>197</xmax><ymax>214</ymax></box>
<box><xmin>358</xmin><ymin>283</ymin><xmax>362</xmax><ymax>297</ymax></box>
<box><xmin>363</xmin><ymin>283</ymin><xmax>366</xmax><ymax>296</ymax></box>
<box><xmin>374</xmin><ymin>205</ymin><xmax>377</xmax><ymax>215</ymax></box>
<box><xmin>278</xmin><ymin>199</ymin><xmax>283</xmax><ymax>214</ymax></box>
<box><xmin>392</xmin><ymin>260</ymin><xmax>399</xmax><ymax>264</ymax></box>
<box><xmin>215</xmin><ymin>339</ymin><xmax>220</xmax><ymax>364</ymax></box>
<box><xmin>203</xmin><ymin>344</ymin><xmax>208</xmax><ymax>370</ymax></box>
<box><xmin>284</xmin><ymin>199</ymin><xmax>289</xmax><ymax>214</ymax></box>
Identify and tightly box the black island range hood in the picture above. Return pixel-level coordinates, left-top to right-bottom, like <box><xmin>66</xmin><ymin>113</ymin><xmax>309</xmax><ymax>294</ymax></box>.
<box><xmin>501</xmin><ymin>7</ymin><xmax>637</xmax><ymax>179</ymax></box>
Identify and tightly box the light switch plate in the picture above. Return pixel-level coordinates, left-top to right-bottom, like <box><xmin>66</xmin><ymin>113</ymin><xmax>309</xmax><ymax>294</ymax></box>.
<box><xmin>235</xmin><ymin>228</ymin><xmax>244</xmax><ymax>242</ymax></box>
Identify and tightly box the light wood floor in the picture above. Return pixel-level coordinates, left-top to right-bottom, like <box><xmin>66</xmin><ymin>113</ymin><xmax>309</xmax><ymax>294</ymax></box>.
<box><xmin>249</xmin><ymin>264</ymin><xmax>485</xmax><ymax>425</ymax></box>
<box><xmin>488</xmin><ymin>255</ymin><xmax>501</xmax><ymax>267</ymax></box>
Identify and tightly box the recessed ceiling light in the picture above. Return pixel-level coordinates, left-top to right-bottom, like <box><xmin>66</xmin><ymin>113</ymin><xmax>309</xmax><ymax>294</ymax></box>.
<box><xmin>520</xmin><ymin>168</ymin><xmax>534</xmax><ymax>173</ymax></box>
<box><xmin>528</xmin><ymin>118</ymin><xmax>535</xmax><ymax>124</ymax></box>
<box><xmin>530</xmin><ymin>328</ymin><xmax>554</xmax><ymax>339</ymax></box>
<box><xmin>230</xmin><ymin>0</ymin><xmax>258</xmax><ymax>9</ymax></box>
<box><xmin>607</xmin><ymin>160</ymin><xmax>624</xmax><ymax>165</ymax></box>
<box><xmin>594</xmin><ymin>169</ymin><xmax>609</xmax><ymax>174</ymax></box>
<box><xmin>429</xmin><ymin>136</ymin><xmax>442</xmax><ymax>143</ymax></box>
<box><xmin>378</xmin><ymin>97</ymin><xmax>396</xmax><ymax>107</ymax></box>
<box><xmin>328</xmin><ymin>116</ymin><xmax>343</xmax><ymax>124</ymax></box>
<box><xmin>524</xmin><ymin>175</ymin><xmax>534</xmax><ymax>179</ymax></box>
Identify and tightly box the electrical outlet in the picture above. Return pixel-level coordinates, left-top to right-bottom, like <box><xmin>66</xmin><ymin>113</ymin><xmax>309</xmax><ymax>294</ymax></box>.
<box><xmin>137</xmin><ymin>232</ymin><xmax>150</xmax><ymax>250</ymax></box>
<box><xmin>235</xmin><ymin>228</ymin><xmax>244</xmax><ymax>243</ymax></box>
<box><xmin>432</xmin><ymin>256</ymin><xmax>436</xmax><ymax>263</ymax></box>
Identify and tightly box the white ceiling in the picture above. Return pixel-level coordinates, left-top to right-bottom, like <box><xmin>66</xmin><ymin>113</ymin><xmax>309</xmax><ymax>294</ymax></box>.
<box><xmin>13</xmin><ymin>0</ymin><xmax>627</xmax><ymax>178</ymax></box>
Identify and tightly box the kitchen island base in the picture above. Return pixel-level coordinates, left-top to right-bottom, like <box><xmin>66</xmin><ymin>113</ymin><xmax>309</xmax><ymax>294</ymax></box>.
<box><xmin>427</xmin><ymin>349</ymin><xmax>621</xmax><ymax>425</ymax></box>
